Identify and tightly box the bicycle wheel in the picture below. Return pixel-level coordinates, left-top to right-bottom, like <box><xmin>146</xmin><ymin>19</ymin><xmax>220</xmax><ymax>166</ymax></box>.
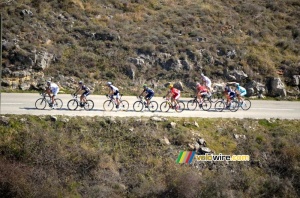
<box><xmin>201</xmin><ymin>100</ymin><xmax>212</xmax><ymax>111</ymax></box>
<box><xmin>175</xmin><ymin>101</ymin><xmax>185</xmax><ymax>113</ymax></box>
<box><xmin>148</xmin><ymin>101</ymin><xmax>158</xmax><ymax>112</ymax></box>
<box><xmin>120</xmin><ymin>100</ymin><xmax>129</xmax><ymax>111</ymax></box>
<box><xmin>133</xmin><ymin>101</ymin><xmax>143</xmax><ymax>112</ymax></box>
<box><xmin>67</xmin><ymin>99</ymin><xmax>78</xmax><ymax>110</ymax></box>
<box><xmin>84</xmin><ymin>100</ymin><xmax>94</xmax><ymax>111</ymax></box>
<box><xmin>35</xmin><ymin>98</ymin><xmax>46</xmax><ymax>110</ymax></box>
<box><xmin>54</xmin><ymin>98</ymin><xmax>63</xmax><ymax>110</ymax></box>
<box><xmin>241</xmin><ymin>99</ymin><xmax>251</xmax><ymax>110</ymax></box>
<box><xmin>229</xmin><ymin>101</ymin><xmax>239</xmax><ymax>112</ymax></box>
<box><xmin>215</xmin><ymin>101</ymin><xmax>225</xmax><ymax>112</ymax></box>
<box><xmin>160</xmin><ymin>101</ymin><xmax>170</xmax><ymax>112</ymax></box>
<box><xmin>187</xmin><ymin>100</ymin><xmax>197</xmax><ymax>110</ymax></box>
<box><xmin>103</xmin><ymin>100</ymin><xmax>114</xmax><ymax>111</ymax></box>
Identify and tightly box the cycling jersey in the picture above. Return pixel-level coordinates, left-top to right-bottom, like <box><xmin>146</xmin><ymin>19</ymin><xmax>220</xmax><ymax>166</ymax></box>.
<box><xmin>196</xmin><ymin>85</ymin><xmax>207</xmax><ymax>93</ymax></box>
<box><xmin>170</xmin><ymin>87</ymin><xmax>180</xmax><ymax>95</ymax></box>
<box><xmin>170</xmin><ymin>87</ymin><xmax>180</xmax><ymax>100</ymax></box>
<box><xmin>109</xmin><ymin>85</ymin><xmax>119</xmax><ymax>93</ymax></box>
<box><xmin>144</xmin><ymin>88</ymin><xmax>154</xmax><ymax>100</ymax></box>
<box><xmin>202</xmin><ymin>75</ymin><xmax>212</xmax><ymax>88</ymax></box>
<box><xmin>109</xmin><ymin>85</ymin><xmax>120</xmax><ymax>99</ymax></box>
<box><xmin>80</xmin><ymin>85</ymin><xmax>90</xmax><ymax>97</ymax></box>
<box><xmin>81</xmin><ymin>85</ymin><xmax>90</xmax><ymax>92</ymax></box>
<box><xmin>49</xmin><ymin>83</ymin><xmax>59</xmax><ymax>96</ymax></box>
<box><xmin>236</xmin><ymin>86</ymin><xmax>247</xmax><ymax>96</ymax></box>
<box><xmin>144</xmin><ymin>87</ymin><xmax>154</xmax><ymax>94</ymax></box>
<box><xmin>236</xmin><ymin>86</ymin><xmax>246</xmax><ymax>93</ymax></box>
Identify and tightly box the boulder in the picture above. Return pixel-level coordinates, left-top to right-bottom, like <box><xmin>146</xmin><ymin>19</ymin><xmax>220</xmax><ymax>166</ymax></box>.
<box><xmin>245</xmin><ymin>80</ymin><xmax>266</xmax><ymax>97</ymax></box>
<box><xmin>292</xmin><ymin>75</ymin><xmax>300</xmax><ymax>86</ymax></box>
<box><xmin>150</xmin><ymin>117</ymin><xmax>164</xmax><ymax>122</ymax></box>
<box><xmin>33</xmin><ymin>51</ymin><xmax>54</xmax><ymax>70</ymax></box>
<box><xmin>231</xmin><ymin>69</ymin><xmax>248</xmax><ymax>81</ymax></box>
<box><xmin>168</xmin><ymin>122</ymin><xmax>177</xmax><ymax>129</ymax></box>
<box><xmin>129</xmin><ymin>57</ymin><xmax>145</xmax><ymax>66</ymax></box>
<box><xmin>2</xmin><ymin>68</ymin><xmax>12</xmax><ymax>77</ymax></box>
<box><xmin>19</xmin><ymin>82</ymin><xmax>31</xmax><ymax>90</ymax></box>
<box><xmin>0</xmin><ymin>116</ymin><xmax>10</xmax><ymax>126</ymax></box>
<box><xmin>267</xmin><ymin>77</ymin><xmax>287</xmax><ymax>97</ymax></box>
<box><xmin>1</xmin><ymin>79</ymin><xmax>12</xmax><ymax>87</ymax></box>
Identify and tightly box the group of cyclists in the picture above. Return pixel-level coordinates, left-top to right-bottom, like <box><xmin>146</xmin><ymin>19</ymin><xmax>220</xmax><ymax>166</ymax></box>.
<box><xmin>44</xmin><ymin>72</ymin><xmax>247</xmax><ymax>110</ymax></box>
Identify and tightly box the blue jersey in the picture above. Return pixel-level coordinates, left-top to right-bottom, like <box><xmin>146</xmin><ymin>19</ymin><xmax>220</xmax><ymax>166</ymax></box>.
<box><xmin>144</xmin><ymin>87</ymin><xmax>154</xmax><ymax>94</ymax></box>
<box><xmin>236</xmin><ymin>86</ymin><xmax>246</xmax><ymax>93</ymax></box>
<box><xmin>81</xmin><ymin>85</ymin><xmax>90</xmax><ymax>92</ymax></box>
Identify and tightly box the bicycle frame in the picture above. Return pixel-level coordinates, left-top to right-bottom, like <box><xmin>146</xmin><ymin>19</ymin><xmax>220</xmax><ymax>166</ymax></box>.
<box><xmin>40</xmin><ymin>93</ymin><xmax>52</xmax><ymax>105</ymax></box>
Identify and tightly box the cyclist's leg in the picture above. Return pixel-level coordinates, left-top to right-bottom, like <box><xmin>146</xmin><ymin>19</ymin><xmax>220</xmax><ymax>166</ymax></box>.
<box><xmin>200</xmin><ymin>92</ymin><xmax>207</xmax><ymax>103</ymax></box>
<box><xmin>52</xmin><ymin>88</ymin><xmax>59</xmax><ymax>104</ymax></box>
<box><xmin>145</xmin><ymin>94</ymin><xmax>150</xmax><ymax>106</ymax></box>
<box><xmin>80</xmin><ymin>93</ymin><xmax>84</xmax><ymax>103</ymax></box>
<box><xmin>207</xmin><ymin>81</ymin><xmax>212</xmax><ymax>96</ymax></box>
<box><xmin>174</xmin><ymin>93</ymin><xmax>180</xmax><ymax>107</ymax></box>
<box><xmin>82</xmin><ymin>91</ymin><xmax>89</xmax><ymax>103</ymax></box>
<box><xmin>115</xmin><ymin>92</ymin><xmax>120</xmax><ymax>107</ymax></box>
<box><xmin>240</xmin><ymin>91</ymin><xmax>246</xmax><ymax>103</ymax></box>
<box><xmin>196</xmin><ymin>92</ymin><xmax>201</xmax><ymax>102</ymax></box>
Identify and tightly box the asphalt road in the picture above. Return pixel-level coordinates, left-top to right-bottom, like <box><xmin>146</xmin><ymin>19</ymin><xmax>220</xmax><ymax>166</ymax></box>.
<box><xmin>1</xmin><ymin>93</ymin><xmax>300</xmax><ymax>119</ymax></box>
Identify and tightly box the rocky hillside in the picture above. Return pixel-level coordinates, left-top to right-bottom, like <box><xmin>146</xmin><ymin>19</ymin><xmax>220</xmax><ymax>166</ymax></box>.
<box><xmin>1</xmin><ymin>0</ymin><xmax>300</xmax><ymax>97</ymax></box>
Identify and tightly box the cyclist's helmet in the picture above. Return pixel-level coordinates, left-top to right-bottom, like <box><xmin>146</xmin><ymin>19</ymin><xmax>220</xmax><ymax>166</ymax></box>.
<box><xmin>107</xmin><ymin>82</ymin><xmax>112</xmax><ymax>86</ymax></box>
<box><xmin>235</xmin><ymin>83</ymin><xmax>239</xmax><ymax>87</ymax></box>
<box><xmin>169</xmin><ymin>84</ymin><xmax>173</xmax><ymax>88</ymax></box>
<box><xmin>46</xmin><ymin>81</ymin><xmax>51</xmax><ymax>85</ymax></box>
<box><xmin>143</xmin><ymin>84</ymin><xmax>147</xmax><ymax>88</ymax></box>
<box><xmin>196</xmin><ymin>82</ymin><xmax>200</xmax><ymax>86</ymax></box>
<box><xmin>78</xmin><ymin>81</ymin><xmax>83</xmax><ymax>84</ymax></box>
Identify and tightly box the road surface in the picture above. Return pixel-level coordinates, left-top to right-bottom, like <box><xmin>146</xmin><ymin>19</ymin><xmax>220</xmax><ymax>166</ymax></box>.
<box><xmin>1</xmin><ymin>93</ymin><xmax>300</xmax><ymax>119</ymax></box>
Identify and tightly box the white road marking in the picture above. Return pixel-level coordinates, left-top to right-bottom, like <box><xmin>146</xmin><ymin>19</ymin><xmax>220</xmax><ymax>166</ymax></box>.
<box><xmin>252</xmin><ymin>108</ymin><xmax>294</xmax><ymax>111</ymax></box>
<box><xmin>2</xmin><ymin>103</ymin><xmax>24</xmax><ymax>105</ymax></box>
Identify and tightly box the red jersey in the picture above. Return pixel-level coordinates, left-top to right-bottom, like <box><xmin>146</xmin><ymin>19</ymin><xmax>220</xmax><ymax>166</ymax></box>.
<box><xmin>170</xmin><ymin>87</ymin><xmax>180</xmax><ymax>95</ymax></box>
<box><xmin>196</xmin><ymin>85</ymin><xmax>207</xmax><ymax>93</ymax></box>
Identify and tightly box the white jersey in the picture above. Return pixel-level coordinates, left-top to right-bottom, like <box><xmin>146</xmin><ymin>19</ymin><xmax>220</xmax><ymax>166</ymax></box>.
<box><xmin>50</xmin><ymin>83</ymin><xmax>59</xmax><ymax>95</ymax></box>
<box><xmin>202</xmin><ymin>76</ymin><xmax>211</xmax><ymax>84</ymax></box>
<box><xmin>109</xmin><ymin>85</ymin><xmax>119</xmax><ymax>93</ymax></box>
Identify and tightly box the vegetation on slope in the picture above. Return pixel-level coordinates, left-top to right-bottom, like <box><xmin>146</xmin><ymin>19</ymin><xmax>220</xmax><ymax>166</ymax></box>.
<box><xmin>1</xmin><ymin>0</ymin><xmax>300</xmax><ymax>93</ymax></box>
<box><xmin>0</xmin><ymin>115</ymin><xmax>299</xmax><ymax>197</ymax></box>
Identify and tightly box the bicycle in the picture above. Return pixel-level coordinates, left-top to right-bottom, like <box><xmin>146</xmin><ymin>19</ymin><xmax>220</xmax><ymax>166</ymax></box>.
<box><xmin>235</xmin><ymin>98</ymin><xmax>251</xmax><ymax>110</ymax></box>
<box><xmin>133</xmin><ymin>96</ymin><xmax>158</xmax><ymax>112</ymax></box>
<box><xmin>103</xmin><ymin>94</ymin><xmax>129</xmax><ymax>111</ymax></box>
<box><xmin>160</xmin><ymin>97</ymin><xmax>185</xmax><ymax>113</ymax></box>
<box><xmin>206</xmin><ymin>91</ymin><xmax>223</xmax><ymax>103</ymax></box>
<box><xmin>187</xmin><ymin>96</ymin><xmax>212</xmax><ymax>111</ymax></box>
<box><xmin>214</xmin><ymin>98</ymin><xmax>239</xmax><ymax>112</ymax></box>
<box><xmin>35</xmin><ymin>92</ymin><xmax>63</xmax><ymax>110</ymax></box>
<box><xmin>67</xmin><ymin>94</ymin><xmax>94</xmax><ymax>111</ymax></box>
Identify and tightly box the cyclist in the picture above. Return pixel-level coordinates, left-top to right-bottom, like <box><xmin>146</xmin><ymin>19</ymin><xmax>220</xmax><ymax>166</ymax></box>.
<box><xmin>46</xmin><ymin>81</ymin><xmax>59</xmax><ymax>107</ymax></box>
<box><xmin>235</xmin><ymin>83</ymin><xmax>247</xmax><ymax>104</ymax></box>
<box><xmin>74</xmin><ymin>81</ymin><xmax>90</xmax><ymax>107</ymax></box>
<box><xmin>196</xmin><ymin>82</ymin><xmax>208</xmax><ymax>103</ymax></box>
<box><xmin>224</xmin><ymin>85</ymin><xmax>236</xmax><ymax>108</ymax></box>
<box><xmin>139</xmin><ymin>84</ymin><xmax>154</xmax><ymax>108</ymax></box>
<box><xmin>164</xmin><ymin>84</ymin><xmax>180</xmax><ymax>109</ymax></box>
<box><xmin>201</xmin><ymin>73</ymin><xmax>212</xmax><ymax>96</ymax></box>
<box><xmin>106</xmin><ymin>82</ymin><xmax>121</xmax><ymax>109</ymax></box>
